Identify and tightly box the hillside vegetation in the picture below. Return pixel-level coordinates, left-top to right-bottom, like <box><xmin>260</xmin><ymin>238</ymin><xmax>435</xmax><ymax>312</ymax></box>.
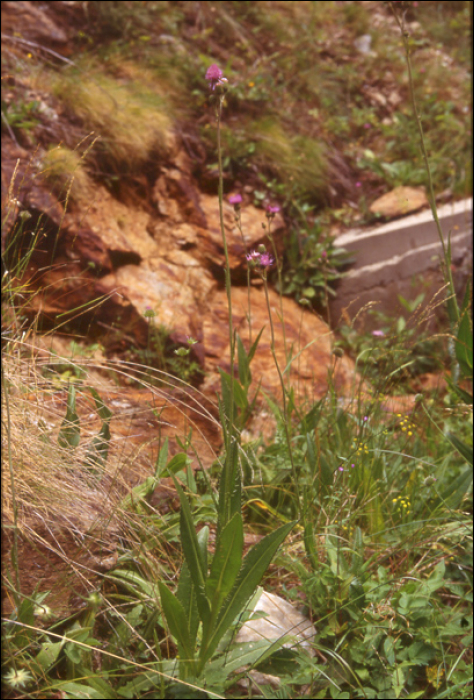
<box><xmin>1</xmin><ymin>2</ymin><xmax>472</xmax><ymax>699</ymax></box>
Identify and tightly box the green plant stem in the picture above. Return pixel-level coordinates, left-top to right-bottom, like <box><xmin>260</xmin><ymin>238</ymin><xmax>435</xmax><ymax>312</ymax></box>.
<box><xmin>262</xmin><ymin>276</ymin><xmax>300</xmax><ymax>512</ymax></box>
<box><xmin>266</xmin><ymin>223</ymin><xmax>288</xmax><ymax>363</ymax></box>
<box><xmin>232</xmin><ymin>206</ymin><xmax>253</xmax><ymax>344</ymax></box>
<box><xmin>216</xmin><ymin>98</ymin><xmax>235</xmax><ymax>385</ymax></box>
<box><xmin>391</xmin><ymin>3</ymin><xmax>459</xmax><ymax>327</ymax></box>
<box><xmin>216</xmin><ymin>93</ymin><xmax>239</xmax><ymax>532</ymax></box>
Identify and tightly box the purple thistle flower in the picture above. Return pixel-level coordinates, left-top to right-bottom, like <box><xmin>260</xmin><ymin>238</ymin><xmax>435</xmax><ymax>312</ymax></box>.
<box><xmin>205</xmin><ymin>63</ymin><xmax>227</xmax><ymax>91</ymax></box>
<box><xmin>246</xmin><ymin>250</ymin><xmax>260</xmax><ymax>262</ymax></box>
<box><xmin>259</xmin><ymin>252</ymin><xmax>274</xmax><ymax>267</ymax></box>
<box><xmin>228</xmin><ymin>193</ymin><xmax>242</xmax><ymax>205</ymax></box>
<box><xmin>266</xmin><ymin>204</ymin><xmax>280</xmax><ymax>215</ymax></box>
<box><xmin>372</xmin><ymin>330</ymin><xmax>385</xmax><ymax>337</ymax></box>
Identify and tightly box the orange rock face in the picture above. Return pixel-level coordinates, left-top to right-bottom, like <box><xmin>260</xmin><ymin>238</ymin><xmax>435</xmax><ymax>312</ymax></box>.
<box><xmin>369</xmin><ymin>186</ymin><xmax>428</xmax><ymax>218</ymax></box>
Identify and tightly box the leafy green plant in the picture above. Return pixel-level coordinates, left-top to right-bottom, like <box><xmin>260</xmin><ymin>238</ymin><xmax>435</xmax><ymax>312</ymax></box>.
<box><xmin>127</xmin><ymin>311</ymin><xmax>204</xmax><ymax>387</ymax></box>
<box><xmin>278</xmin><ymin>211</ymin><xmax>351</xmax><ymax>311</ymax></box>
<box><xmin>158</xmin><ymin>66</ymin><xmax>296</xmax><ymax>689</ymax></box>
<box><xmin>2</xmin><ymin>4</ymin><xmax>473</xmax><ymax>698</ymax></box>
<box><xmin>1</xmin><ymin>98</ymin><xmax>40</xmax><ymax>137</ymax></box>
<box><xmin>336</xmin><ymin>294</ymin><xmax>444</xmax><ymax>390</ymax></box>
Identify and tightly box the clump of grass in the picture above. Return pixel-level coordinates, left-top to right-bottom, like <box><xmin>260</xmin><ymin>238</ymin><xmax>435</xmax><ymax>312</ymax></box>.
<box><xmin>51</xmin><ymin>67</ymin><xmax>173</xmax><ymax>173</ymax></box>
<box><xmin>41</xmin><ymin>145</ymin><xmax>92</xmax><ymax>203</ymax></box>
<box><xmin>249</xmin><ymin>117</ymin><xmax>328</xmax><ymax>203</ymax></box>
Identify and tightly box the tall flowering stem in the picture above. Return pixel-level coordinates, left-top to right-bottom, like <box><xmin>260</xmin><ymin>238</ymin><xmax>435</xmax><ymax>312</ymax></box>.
<box><xmin>261</xmin><ymin>268</ymin><xmax>300</xmax><ymax>510</ymax></box>
<box><xmin>230</xmin><ymin>194</ymin><xmax>253</xmax><ymax>344</ymax></box>
<box><xmin>216</xmin><ymin>100</ymin><xmax>234</xmax><ymax>367</ymax></box>
<box><xmin>265</xmin><ymin>205</ymin><xmax>288</xmax><ymax>363</ymax></box>
<box><xmin>209</xmin><ymin>66</ymin><xmax>240</xmax><ymax>533</ymax></box>
<box><xmin>390</xmin><ymin>4</ymin><xmax>458</xmax><ymax>326</ymax></box>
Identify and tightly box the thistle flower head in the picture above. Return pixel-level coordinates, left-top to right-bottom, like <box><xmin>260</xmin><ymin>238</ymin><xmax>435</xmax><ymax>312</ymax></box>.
<box><xmin>259</xmin><ymin>252</ymin><xmax>274</xmax><ymax>267</ymax></box>
<box><xmin>265</xmin><ymin>204</ymin><xmax>280</xmax><ymax>216</ymax></box>
<box><xmin>205</xmin><ymin>64</ymin><xmax>227</xmax><ymax>91</ymax></box>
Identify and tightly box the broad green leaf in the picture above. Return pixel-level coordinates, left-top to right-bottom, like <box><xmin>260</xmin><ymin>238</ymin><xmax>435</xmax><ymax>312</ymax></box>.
<box><xmin>446</xmin><ymin>431</ymin><xmax>473</xmax><ymax>466</ymax></box>
<box><xmin>35</xmin><ymin>640</ymin><xmax>64</xmax><ymax>671</ymax></box>
<box><xmin>445</xmin><ymin>374</ymin><xmax>473</xmax><ymax>405</ymax></box>
<box><xmin>237</xmin><ymin>333</ymin><xmax>251</xmax><ymax>387</ymax></box>
<box><xmin>83</xmin><ymin>676</ymin><xmax>116</xmax><ymax>699</ymax></box>
<box><xmin>350</xmin><ymin>526</ymin><xmax>364</xmax><ymax>575</ymax></box>
<box><xmin>441</xmin><ymin>465</ymin><xmax>473</xmax><ymax>508</ymax></box>
<box><xmin>300</xmin><ymin>399</ymin><xmax>324</xmax><ymax>434</ymax></box>
<box><xmin>52</xmin><ymin>681</ymin><xmax>108</xmax><ymax>699</ymax></box>
<box><xmin>159</xmin><ymin>452</ymin><xmax>191</xmax><ymax>478</ymax></box>
<box><xmin>88</xmin><ymin>386</ymin><xmax>113</xmax><ymax>423</ymax></box>
<box><xmin>177</xmin><ymin>527</ymin><xmax>209</xmax><ymax>648</ymax></box>
<box><xmin>84</xmin><ymin>423</ymin><xmax>111</xmax><ymax>470</ymax></box>
<box><xmin>327</xmin><ymin>535</ymin><xmax>348</xmax><ymax>578</ymax></box>
<box><xmin>154</xmin><ymin>437</ymin><xmax>169</xmax><ymax>475</ymax></box>
<box><xmin>219</xmin><ymin>368</ymin><xmax>248</xmax><ymax>410</ymax></box>
<box><xmin>205</xmin><ymin>638</ymin><xmax>290</xmax><ymax>685</ymax></box>
<box><xmin>217</xmin><ymin>437</ymin><xmax>242</xmax><ymax>535</ymax></box>
<box><xmin>247</xmin><ymin>327</ymin><xmax>264</xmax><ymax>364</ymax></box>
<box><xmin>105</xmin><ymin>569</ymin><xmax>159</xmax><ymax>601</ymax></box>
<box><xmin>158</xmin><ymin>583</ymin><xmax>196</xmax><ymax>672</ymax></box>
<box><xmin>207</xmin><ymin>513</ymin><xmax>243</xmax><ymax>616</ymax></box>
<box><xmin>199</xmin><ymin>520</ymin><xmax>296</xmax><ymax>669</ymax></box>
<box><xmin>58</xmin><ymin>384</ymin><xmax>80</xmax><ymax>449</ymax></box>
<box><xmin>170</xmin><ymin>475</ymin><xmax>211</xmax><ymax>624</ymax></box>
<box><xmin>455</xmin><ymin>306</ymin><xmax>473</xmax><ymax>380</ymax></box>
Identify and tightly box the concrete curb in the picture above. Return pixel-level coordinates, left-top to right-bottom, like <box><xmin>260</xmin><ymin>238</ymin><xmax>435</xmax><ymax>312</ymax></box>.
<box><xmin>329</xmin><ymin>198</ymin><xmax>472</xmax><ymax>328</ymax></box>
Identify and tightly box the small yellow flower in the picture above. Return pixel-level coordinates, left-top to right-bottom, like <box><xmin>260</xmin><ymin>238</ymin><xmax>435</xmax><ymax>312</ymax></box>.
<box><xmin>426</xmin><ymin>664</ymin><xmax>444</xmax><ymax>688</ymax></box>
<box><xmin>248</xmin><ymin>81</ymin><xmax>255</xmax><ymax>88</ymax></box>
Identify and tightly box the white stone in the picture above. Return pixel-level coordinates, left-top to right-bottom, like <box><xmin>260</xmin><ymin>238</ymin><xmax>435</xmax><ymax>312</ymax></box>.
<box><xmin>236</xmin><ymin>590</ymin><xmax>316</xmax><ymax>655</ymax></box>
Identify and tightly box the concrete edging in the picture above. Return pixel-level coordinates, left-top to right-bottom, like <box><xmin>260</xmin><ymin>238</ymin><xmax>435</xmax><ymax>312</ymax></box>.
<box><xmin>329</xmin><ymin>198</ymin><xmax>472</xmax><ymax>328</ymax></box>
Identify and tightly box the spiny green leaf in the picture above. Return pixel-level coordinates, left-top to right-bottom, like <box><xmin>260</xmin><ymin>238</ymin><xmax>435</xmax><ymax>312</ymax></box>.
<box><xmin>207</xmin><ymin>513</ymin><xmax>243</xmax><ymax>615</ymax></box>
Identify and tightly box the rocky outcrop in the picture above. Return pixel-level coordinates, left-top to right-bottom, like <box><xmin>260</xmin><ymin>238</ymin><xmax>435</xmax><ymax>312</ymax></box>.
<box><xmin>3</xmin><ymin>138</ymin><xmax>356</xmax><ymax>411</ymax></box>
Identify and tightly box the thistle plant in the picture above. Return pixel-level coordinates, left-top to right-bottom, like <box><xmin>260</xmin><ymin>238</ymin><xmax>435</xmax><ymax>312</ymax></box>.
<box><xmin>158</xmin><ymin>63</ymin><xmax>296</xmax><ymax>684</ymax></box>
